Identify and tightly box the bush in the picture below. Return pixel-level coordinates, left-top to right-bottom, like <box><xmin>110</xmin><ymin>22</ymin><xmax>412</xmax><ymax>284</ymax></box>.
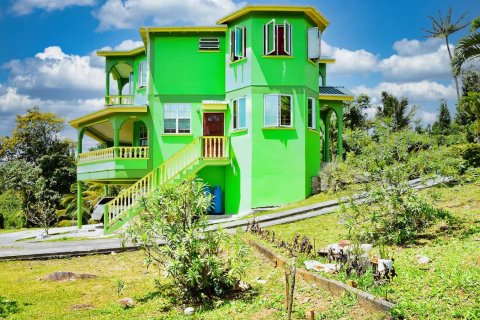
<box><xmin>124</xmin><ymin>176</ymin><xmax>249</xmax><ymax>301</ymax></box>
<box><xmin>451</xmin><ymin>144</ymin><xmax>480</xmax><ymax>168</ymax></box>
<box><xmin>0</xmin><ymin>190</ymin><xmax>25</xmax><ymax>229</ymax></box>
<box><xmin>0</xmin><ymin>296</ymin><xmax>20</xmax><ymax>317</ymax></box>
<box><xmin>55</xmin><ymin>219</ymin><xmax>76</xmax><ymax>227</ymax></box>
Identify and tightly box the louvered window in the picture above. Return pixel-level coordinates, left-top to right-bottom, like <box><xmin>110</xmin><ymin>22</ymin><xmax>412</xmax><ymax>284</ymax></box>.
<box><xmin>199</xmin><ymin>38</ymin><xmax>220</xmax><ymax>50</ymax></box>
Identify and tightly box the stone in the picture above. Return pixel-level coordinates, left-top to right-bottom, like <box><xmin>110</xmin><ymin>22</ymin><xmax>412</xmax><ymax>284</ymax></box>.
<box><xmin>36</xmin><ymin>231</ymin><xmax>48</xmax><ymax>240</ymax></box>
<box><xmin>238</xmin><ymin>280</ymin><xmax>251</xmax><ymax>291</ymax></box>
<box><xmin>117</xmin><ymin>297</ymin><xmax>135</xmax><ymax>308</ymax></box>
<box><xmin>416</xmin><ymin>255</ymin><xmax>430</xmax><ymax>264</ymax></box>
<box><xmin>184</xmin><ymin>307</ymin><xmax>195</xmax><ymax>316</ymax></box>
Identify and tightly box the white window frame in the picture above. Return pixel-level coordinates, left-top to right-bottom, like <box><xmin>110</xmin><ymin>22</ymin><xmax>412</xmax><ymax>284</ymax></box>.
<box><xmin>263</xmin><ymin>19</ymin><xmax>292</xmax><ymax>56</ymax></box>
<box><xmin>307</xmin><ymin>27</ymin><xmax>321</xmax><ymax>60</ymax></box>
<box><xmin>163</xmin><ymin>103</ymin><xmax>191</xmax><ymax>134</ymax></box>
<box><xmin>307</xmin><ymin>97</ymin><xmax>316</xmax><ymax>129</ymax></box>
<box><xmin>263</xmin><ymin>94</ymin><xmax>293</xmax><ymax>127</ymax></box>
<box><xmin>138</xmin><ymin>61</ymin><xmax>147</xmax><ymax>88</ymax></box>
<box><xmin>232</xmin><ymin>97</ymin><xmax>247</xmax><ymax>130</ymax></box>
<box><xmin>139</xmin><ymin>123</ymin><xmax>148</xmax><ymax>146</ymax></box>
<box><xmin>231</xmin><ymin>26</ymin><xmax>246</xmax><ymax>61</ymax></box>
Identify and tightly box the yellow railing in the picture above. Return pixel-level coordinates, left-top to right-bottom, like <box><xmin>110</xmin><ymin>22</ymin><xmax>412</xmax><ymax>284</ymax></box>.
<box><xmin>106</xmin><ymin>95</ymin><xmax>134</xmax><ymax>105</ymax></box>
<box><xmin>77</xmin><ymin>146</ymin><xmax>149</xmax><ymax>164</ymax></box>
<box><xmin>106</xmin><ymin>136</ymin><xmax>228</xmax><ymax>228</ymax></box>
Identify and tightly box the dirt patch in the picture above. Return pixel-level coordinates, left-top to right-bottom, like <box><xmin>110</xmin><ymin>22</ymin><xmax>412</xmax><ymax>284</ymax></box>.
<box><xmin>69</xmin><ymin>303</ymin><xmax>95</xmax><ymax>311</ymax></box>
<box><xmin>41</xmin><ymin>271</ymin><xmax>97</xmax><ymax>281</ymax></box>
<box><xmin>250</xmin><ymin>307</ymin><xmax>276</xmax><ymax>319</ymax></box>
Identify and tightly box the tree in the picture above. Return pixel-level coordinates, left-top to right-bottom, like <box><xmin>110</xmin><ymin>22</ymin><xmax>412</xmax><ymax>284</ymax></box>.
<box><xmin>376</xmin><ymin>91</ymin><xmax>416</xmax><ymax>131</ymax></box>
<box><xmin>432</xmin><ymin>100</ymin><xmax>452</xmax><ymax>133</ymax></box>
<box><xmin>452</xmin><ymin>17</ymin><xmax>480</xmax><ymax>76</ymax></box>
<box><xmin>424</xmin><ymin>8</ymin><xmax>469</xmax><ymax>102</ymax></box>
<box><xmin>27</xmin><ymin>181</ymin><xmax>60</xmax><ymax>235</ymax></box>
<box><xmin>124</xmin><ymin>177</ymin><xmax>249</xmax><ymax>300</ymax></box>
<box><xmin>459</xmin><ymin>92</ymin><xmax>480</xmax><ymax>143</ymax></box>
<box><xmin>344</xmin><ymin>94</ymin><xmax>370</xmax><ymax>130</ymax></box>
<box><xmin>456</xmin><ymin>70</ymin><xmax>480</xmax><ymax>125</ymax></box>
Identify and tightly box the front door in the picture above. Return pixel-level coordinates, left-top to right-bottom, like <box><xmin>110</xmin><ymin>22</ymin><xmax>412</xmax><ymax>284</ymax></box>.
<box><xmin>203</xmin><ymin>113</ymin><xmax>224</xmax><ymax>157</ymax></box>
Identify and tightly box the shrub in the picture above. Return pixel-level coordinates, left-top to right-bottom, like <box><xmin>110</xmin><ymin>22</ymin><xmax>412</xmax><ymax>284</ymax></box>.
<box><xmin>124</xmin><ymin>176</ymin><xmax>249</xmax><ymax>301</ymax></box>
<box><xmin>0</xmin><ymin>296</ymin><xmax>20</xmax><ymax>318</ymax></box>
<box><xmin>0</xmin><ymin>190</ymin><xmax>25</xmax><ymax>229</ymax></box>
<box><xmin>55</xmin><ymin>219</ymin><xmax>76</xmax><ymax>228</ymax></box>
<box><xmin>451</xmin><ymin>143</ymin><xmax>480</xmax><ymax>168</ymax></box>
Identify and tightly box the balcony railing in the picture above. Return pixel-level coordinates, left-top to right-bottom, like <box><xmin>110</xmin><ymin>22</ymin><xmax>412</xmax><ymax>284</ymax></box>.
<box><xmin>78</xmin><ymin>146</ymin><xmax>149</xmax><ymax>164</ymax></box>
<box><xmin>106</xmin><ymin>95</ymin><xmax>134</xmax><ymax>106</ymax></box>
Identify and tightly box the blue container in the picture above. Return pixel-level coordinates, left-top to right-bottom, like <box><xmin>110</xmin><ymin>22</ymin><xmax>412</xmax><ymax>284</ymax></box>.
<box><xmin>213</xmin><ymin>186</ymin><xmax>223</xmax><ymax>214</ymax></box>
<box><xmin>203</xmin><ymin>186</ymin><xmax>214</xmax><ymax>214</ymax></box>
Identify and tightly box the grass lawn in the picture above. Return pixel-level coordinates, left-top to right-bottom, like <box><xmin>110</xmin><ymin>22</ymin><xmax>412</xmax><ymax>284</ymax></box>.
<box><xmin>0</xmin><ymin>247</ymin><xmax>385</xmax><ymax>319</ymax></box>
<box><xmin>265</xmin><ymin>182</ymin><xmax>480</xmax><ymax>319</ymax></box>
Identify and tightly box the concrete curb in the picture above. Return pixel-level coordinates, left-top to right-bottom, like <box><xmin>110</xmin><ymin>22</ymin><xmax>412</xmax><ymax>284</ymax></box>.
<box><xmin>247</xmin><ymin>239</ymin><xmax>395</xmax><ymax>313</ymax></box>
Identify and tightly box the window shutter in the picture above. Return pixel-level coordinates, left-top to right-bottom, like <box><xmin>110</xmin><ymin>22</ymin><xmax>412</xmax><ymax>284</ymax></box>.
<box><xmin>265</xmin><ymin>19</ymin><xmax>276</xmax><ymax>55</ymax></box>
<box><xmin>235</xmin><ymin>26</ymin><xmax>243</xmax><ymax>58</ymax></box>
<box><xmin>239</xmin><ymin>97</ymin><xmax>246</xmax><ymax>128</ymax></box>
<box><xmin>242</xmin><ymin>27</ymin><xmax>246</xmax><ymax>58</ymax></box>
<box><xmin>307</xmin><ymin>27</ymin><xmax>319</xmax><ymax>59</ymax></box>
<box><xmin>230</xmin><ymin>30</ymin><xmax>235</xmax><ymax>61</ymax></box>
<box><xmin>284</xmin><ymin>20</ymin><xmax>291</xmax><ymax>55</ymax></box>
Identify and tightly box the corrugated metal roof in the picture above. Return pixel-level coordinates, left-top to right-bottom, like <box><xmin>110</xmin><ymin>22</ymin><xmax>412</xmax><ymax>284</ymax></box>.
<box><xmin>319</xmin><ymin>87</ymin><xmax>345</xmax><ymax>95</ymax></box>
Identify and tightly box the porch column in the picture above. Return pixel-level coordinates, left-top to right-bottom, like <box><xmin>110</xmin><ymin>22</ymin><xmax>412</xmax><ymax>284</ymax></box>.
<box><xmin>324</xmin><ymin>118</ymin><xmax>331</xmax><ymax>162</ymax></box>
<box><xmin>113</xmin><ymin>119</ymin><xmax>120</xmax><ymax>157</ymax></box>
<box><xmin>106</xmin><ymin>71</ymin><xmax>110</xmax><ymax>105</ymax></box>
<box><xmin>336</xmin><ymin>109</ymin><xmax>344</xmax><ymax>158</ymax></box>
<box><xmin>103</xmin><ymin>185</ymin><xmax>109</xmax><ymax>197</ymax></box>
<box><xmin>77</xmin><ymin>181</ymin><xmax>83</xmax><ymax>229</ymax></box>
<box><xmin>77</xmin><ymin>128</ymin><xmax>85</xmax><ymax>154</ymax></box>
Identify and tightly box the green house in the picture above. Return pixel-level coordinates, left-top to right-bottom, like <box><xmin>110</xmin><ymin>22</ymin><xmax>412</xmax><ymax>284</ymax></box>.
<box><xmin>70</xmin><ymin>5</ymin><xmax>354</xmax><ymax>234</ymax></box>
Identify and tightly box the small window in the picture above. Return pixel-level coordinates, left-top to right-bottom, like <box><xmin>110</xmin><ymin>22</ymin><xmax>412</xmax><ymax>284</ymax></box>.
<box><xmin>264</xmin><ymin>94</ymin><xmax>292</xmax><ymax>127</ymax></box>
<box><xmin>264</xmin><ymin>19</ymin><xmax>292</xmax><ymax>56</ymax></box>
<box><xmin>139</xmin><ymin>124</ymin><xmax>148</xmax><ymax>146</ymax></box>
<box><xmin>307</xmin><ymin>97</ymin><xmax>316</xmax><ymax>129</ymax></box>
<box><xmin>232</xmin><ymin>97</ymin><xmax>246</xmax><ymax>130</ymax></box>
<box><xmin>164</xmin><ymin>103</ymin><xmax>191</xmax><ymax>134</ymax></box>
<box><xmin>307</xmin><ymin>27</ymin><xmax>321</xmax><ymax>61</ymax></box>
<box><xmin>199</xmin><ymin>38</ymin><xmax>220</xmax><ymax>50</ymax></box>
<box><xmin>138</xmin><ymin>61</ymin><xmax>147</xmax><ymax>87</ymax></box>
<box><xmin>230</xmin><ymin>26</ymin><xmax>246</xmax><ymax>61</ymax></box>
<box><xmin>128</xmin><ymin>72</ymin><xmax>134</xmax><ymax>94</ymax></box>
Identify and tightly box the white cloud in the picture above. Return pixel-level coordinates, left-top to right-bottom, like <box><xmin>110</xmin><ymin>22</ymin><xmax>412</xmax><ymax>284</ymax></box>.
<box><xmin>4</xmin><ymin>46</ymin><xmax>104</xmax><ymax>100</ymax></box>
<box><xmin>352</xmin><ymin>80</ymin><xmax>456</xmax><ymax>103</ymax></box>
<box><xmin>322</xmin><ymin>41</ymin><xmax>378</xmax><ymax>75</ymax></box>
<box><xmin>379</xmin><ymin>38</ymin><xmax>452</xmax><ymax>81</ymax></box>
<box><xmin>10</xmin><ymin>0</ymin><xmax>96</xmax><ymax>15</ymax></box>
<box><xmin>417</xmin><ymin>110</ymin><xmax>437</xmax><ymax>124</ymax></box>
<box><xmin>94</xmin><ymin>0</ymin><xmax>245</xmax><ymax>30</ymax></box>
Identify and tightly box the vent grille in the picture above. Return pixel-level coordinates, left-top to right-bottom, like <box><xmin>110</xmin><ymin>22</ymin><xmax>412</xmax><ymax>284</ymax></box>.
<box><xmin>199</xmin><ymin>38</ymin><xmax>220</xmax><ymax>50</ymax></box>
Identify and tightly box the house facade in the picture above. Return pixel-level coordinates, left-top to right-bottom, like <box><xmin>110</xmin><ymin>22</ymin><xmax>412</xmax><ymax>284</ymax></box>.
<box><xmin>70</xmin><ymin>5</ymin><xmax>353</xmax><ymax>234</ymax></box>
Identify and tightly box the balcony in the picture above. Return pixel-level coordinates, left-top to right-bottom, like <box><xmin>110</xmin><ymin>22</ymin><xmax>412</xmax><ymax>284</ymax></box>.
<box><xmin>106</xmin><ymin>95</ymin><xmax>134</xmax><ymax>106</ymax></box>
<box><xmin>77</xmin><ymin>146</ymin><xmax>150</xmax><ymax>182</ymax></box>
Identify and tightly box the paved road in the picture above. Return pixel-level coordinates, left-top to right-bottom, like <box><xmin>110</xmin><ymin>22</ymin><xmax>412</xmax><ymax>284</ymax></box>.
<box><xmin>0</xmin><ymin>177</ymin><xmax>448</xmax><ymax>261</ymax></box>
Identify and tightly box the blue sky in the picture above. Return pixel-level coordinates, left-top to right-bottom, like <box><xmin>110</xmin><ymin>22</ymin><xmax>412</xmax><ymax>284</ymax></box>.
<box><xmin>0</xmin><ymin>0</ymin><xmax>479</xmax><ymax>141</ymax></box>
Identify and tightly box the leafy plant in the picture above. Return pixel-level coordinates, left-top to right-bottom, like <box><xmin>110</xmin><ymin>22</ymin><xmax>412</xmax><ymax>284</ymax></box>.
<box><xmin>124</xmin><ymin>176</ymin><xmax>249</xmax><ymax>301</ymax></box>
<box><xmin>0</xmin><ymin>296</ymin><xmax>20</xmax><ymax>318</ymax></box>
<box><xmin>114</xmin><ymin>279</ymin><xmax>126</xmax><ymax>297</ymax></box>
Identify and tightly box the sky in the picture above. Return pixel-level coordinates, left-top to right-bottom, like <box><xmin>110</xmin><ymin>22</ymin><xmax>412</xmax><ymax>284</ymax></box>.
<box><xmin>0</xmin><ymin>0</ymin><xmax>479</xmax><ymax>144</ymax></box>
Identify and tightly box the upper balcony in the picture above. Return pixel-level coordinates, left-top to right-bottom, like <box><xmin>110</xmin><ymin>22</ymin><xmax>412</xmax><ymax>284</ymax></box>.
<box><xmin>97</xmin><ymin>47</ymin><xmax>147</xmax><ymax>107</ymax></box>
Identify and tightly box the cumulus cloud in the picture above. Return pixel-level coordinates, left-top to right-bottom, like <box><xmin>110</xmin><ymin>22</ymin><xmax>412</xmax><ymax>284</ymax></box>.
<box><xmin>352</xmin><ymin>80</ymin><xmax>456</xmax><ymax>104</ymax></box>
<box><xmin>322</xmin><ymin>41</ymin><xmax>378</xmax><ymax>75</ymax></box>
<box><xmin>3</xmin><ymin>46</ymin><xmax>104</xmax><ymax>100</ymax></box>
<box><xmin>379</xmin><ymin>38</ymin><xmax>452</xmax><ymax>81</ymax></box>
<box><xmin>417</xmin><ymin>110</ymin><xmax>437</xmax><ymax>124</ymax></box>
<box><xmin>0</xmin><ymin>84</ymin><xmax>103</xmax><ymax>142</ymax></box>
<box><xmin>93</xmin><ymin>0</ymin><xmax>245</xmax><ymax>31</ymax></box>
<box><xmin>10</xmin><ymin>0</ymin><xmax>96</xmax><ymax>15</ymax></box>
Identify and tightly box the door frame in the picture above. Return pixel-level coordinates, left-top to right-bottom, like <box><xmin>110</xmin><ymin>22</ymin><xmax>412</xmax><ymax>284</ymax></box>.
<box><xmin>202</xmin><ymin>112</ymin><xmax>226</xmax><ymax>136</ymax></box>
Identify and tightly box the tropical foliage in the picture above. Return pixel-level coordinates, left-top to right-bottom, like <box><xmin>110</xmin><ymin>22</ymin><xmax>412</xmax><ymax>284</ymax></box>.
<box><xmin>376</xmin><ymin>91</ymin><xmax>416</xmax><ymax>131</ymax></box>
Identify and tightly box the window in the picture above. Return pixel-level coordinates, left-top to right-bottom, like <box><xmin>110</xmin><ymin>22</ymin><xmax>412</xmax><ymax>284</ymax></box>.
<box><xmin>138</xmin><ymin>61</ymin><xmax>147</xmax><ymax>87</ymax></box>
<box><xmin>199</xmin><ymin>38</ymin><xmax>220</xmax><ymax>50</ymax></box>
<box><xmin>307</xmin><ymin>27</ymin><xmax>321</xmax><ymax>61</ymax></box>
<box><xmin>139</xmin><ymin>124</ymin><xmax>148</xmax><ymax>146</ymax></box>
<box><xmin>264</xmin><ymin>94</ymin><xmax>292</xmax><ymax>127</ymax></box>
<box><xmin>264</xmin><ymin>19</ymin><xmax>292</xmax><ymax>56</ymax></box>
<box><xmin>230</xmin><ymin>26</ymin><xmax>246</xmax><ymax>61</ymax></box>
<box><xmin>128</xmin><ymin>72</ymin><xmax>134</xmax><ymax>94</ymax></box>
<box><xmin>232</xmin><ymin>97</ymin><xmax>246</xmax><ymax>130</ymax></box>
<box><xmin>164</xmin><ymin>103</ymin><xmax>191</xmax><ymax>134</ymax></box>
<box><xmin>307</xmin><ymin>97</ymin><xmax>316</xmax><ymax>129</ymax></box>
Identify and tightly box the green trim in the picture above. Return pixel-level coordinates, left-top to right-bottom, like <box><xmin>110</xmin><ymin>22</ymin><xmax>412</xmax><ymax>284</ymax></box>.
<box><xmin>307</xmin><ymin>128</ymin><xmax>319</xmax><ymax>133</ymax></box>
<box><xmin>262</xmin><ymin>55</ymin><xmax>295</xmax><ymax>58</ymax></box>
<box><xmin>198</xmin><ymin>50</ymin><xmax>221</xmax><ymax>53</ymax></box>
<box><xmin>262</xmin><ymin>127</ymin><xmax>296</xmax><ymax>130</ymax></box>
<box><xmin>231</xmin><ymin>128</ymin><xmax>248</xmax><ymax>135</ymax></box>
<box><xmin>161</xmin><ymin>133</ymin><xmax>193</xmax><ymax>137</ymax></box>
<box><xmin>229</xmin><ymin>58</ymin><xmax>247</xmax><ymax>65</ymax></box>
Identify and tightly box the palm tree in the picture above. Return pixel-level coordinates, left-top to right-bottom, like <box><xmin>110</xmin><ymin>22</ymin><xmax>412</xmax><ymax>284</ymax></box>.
<box><xmin>451</xmin><ymin>30</ymin><xmax>480</xmax><ymax>76</ymax></box>
<box><xmin>459</xmin><ymin>92</ymin><xmax>480</xmax><ymax>143</ymax></box>
<box><xmin>377</xmin><ymin>91</ymin><xmax>417</xmax><ymax>131</ymax></box>
<box><xmin>57</xmin><ymin>183</ymin><xmax>105</xmax><ymax>223</ymax></box>
<box><xmin>424</xmin><ymin>8</ymin><xmax>469</xmax><ymax>102</ymax></box>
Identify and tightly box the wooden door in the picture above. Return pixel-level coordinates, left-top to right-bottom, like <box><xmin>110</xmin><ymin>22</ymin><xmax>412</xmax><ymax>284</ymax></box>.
<box><xmin>203</xmin><ymin>113</ymin><xmax>224</xmax><ymax>157</ymax></box>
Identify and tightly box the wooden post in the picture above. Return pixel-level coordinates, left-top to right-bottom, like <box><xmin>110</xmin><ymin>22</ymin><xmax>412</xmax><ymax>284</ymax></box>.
<box><xmin>309</xmin><ymin>310</ymin><xmax>315</xmax><ymax>320</ymax></box>
<box><xmin>285</xmin><ymin>271</ymin><xmax>290</xmax><ymax>310</ymax></box>
<box><xmin>286</xmin><ymin>257</ymin><xmax>296</xmax><ymax>320</ymax></box>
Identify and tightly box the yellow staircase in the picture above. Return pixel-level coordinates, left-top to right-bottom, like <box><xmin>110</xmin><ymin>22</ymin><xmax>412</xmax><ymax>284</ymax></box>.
<box><xmin>104</xmin><ymin>136</ymin><xmax>230</xmax><ymax>234</ymax></box>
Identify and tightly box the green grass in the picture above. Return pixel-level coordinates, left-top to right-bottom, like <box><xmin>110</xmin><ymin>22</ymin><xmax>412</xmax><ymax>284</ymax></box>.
<box><xmin>0</xmin><ymin>245</ymin><xmax>385</xmax><ymax>319</ymax></box>
<box><xmin>264</xmin><ymin>182</ymin><xmax>480</xmax><ymax>319</ymax></box>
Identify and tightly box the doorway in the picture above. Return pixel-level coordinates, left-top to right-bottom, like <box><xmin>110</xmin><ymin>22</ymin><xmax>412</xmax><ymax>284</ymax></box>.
<box><xmin>202</xmin><ymin>113</ymin><xmax>225</xmax><ymax>158</ymax></box>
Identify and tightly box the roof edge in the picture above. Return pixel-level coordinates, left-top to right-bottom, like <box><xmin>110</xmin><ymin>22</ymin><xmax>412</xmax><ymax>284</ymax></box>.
<box><xmin>96</xmin><ymin>46</ymin><xmax>145</xmax><ymax>57</ymax></box>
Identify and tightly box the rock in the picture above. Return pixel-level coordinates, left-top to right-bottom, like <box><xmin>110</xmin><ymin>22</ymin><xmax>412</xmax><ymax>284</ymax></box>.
<box><xmin>117</xmin><ymin>297</ymin><xmax>135</xmax><ymax>308</ymax></box>
<box><xmin>184</xmin><ymin>307</ymin><xmax>195</xmax><ymax>316</ymax></box>
<box><xmin>41</xmin><ymin>271</ymin><xmax>97</xmax><ymax>281</ymax></box>
<box><xmin>36</xmin><ymin>231</ymin><xmax>48</xmax><ymax>240</ymax></box>
<box><xmin>346</xmin><ymin>279</ymin><xmax>358</xmax><ymax>288</ymax></box>
<box><xmin>70</xmin><ymin>303</ymin><xmax>95</xmax><ymax>310</ymax></box>
<box><xmin>111</xmin><ymin>251</ymin><xmax>117</xmax><ymax>255</ymax></box>
<box><xmin>238</xmin><ymin>280</ymin><xmax>251</xmax><ymax>291</ymax></box>
<box><xmin>255</xmin><ymin>278</ymin><xmax>267</xmax><ymax>285</ymax></box>
<box><xmin>416</xmin><ymin>255</ymin><xmax>430</xmax><ymax>264</ymax></box>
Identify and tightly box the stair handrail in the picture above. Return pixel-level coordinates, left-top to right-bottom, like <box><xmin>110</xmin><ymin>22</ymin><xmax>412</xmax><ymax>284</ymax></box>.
<box><xmin>105</xmin><ymin>136</ymin><xmax>228</xmax><ymax>231</ymax></box>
